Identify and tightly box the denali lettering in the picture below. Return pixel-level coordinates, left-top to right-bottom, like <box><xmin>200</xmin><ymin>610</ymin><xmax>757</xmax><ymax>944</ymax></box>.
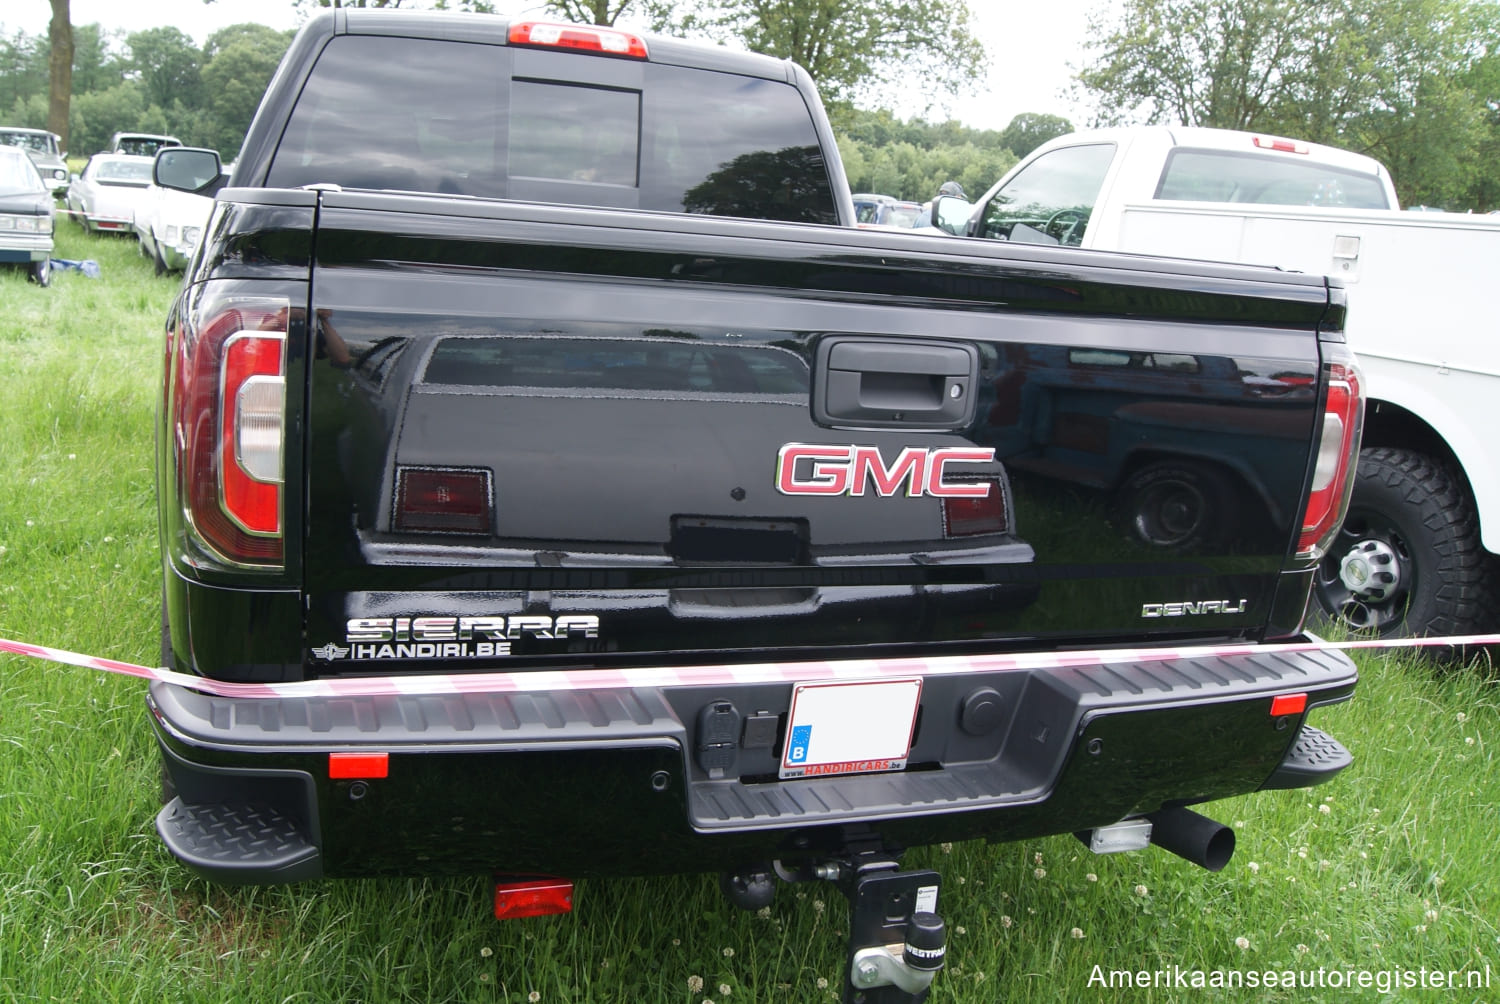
<box><xmin>1141</xmin><ymin>600</ymin><xmax>1249</xmax><ymax>618</ymax></box>
<box><xmin>776</xmin><ymin>444</ymin><xmax>994</xmax><ymax>498</ymax></box>
<box><xmin>345</xmin><ymin>615</ymin><xmax>600</xmax><ymax>643</ymax></box>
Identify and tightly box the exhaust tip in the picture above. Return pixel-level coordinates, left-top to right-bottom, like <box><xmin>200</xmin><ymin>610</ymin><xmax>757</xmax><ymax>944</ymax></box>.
<box><xmin>1147</xmin><ymin>806</ymin><xmax>1235</xmax><ymax>872</ymax></box>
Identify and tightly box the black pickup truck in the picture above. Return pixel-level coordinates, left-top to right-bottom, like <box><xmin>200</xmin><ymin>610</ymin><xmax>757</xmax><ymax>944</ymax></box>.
<box><xmin>152</xmin><ymin>11</ymin><xmax>1363</xmax><ymax>1001</ymax></box>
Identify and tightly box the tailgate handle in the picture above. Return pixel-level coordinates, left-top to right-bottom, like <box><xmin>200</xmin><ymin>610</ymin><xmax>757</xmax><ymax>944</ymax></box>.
<box><xmin>813</xmin><ymin>337</ymin><xmax>979</xmax><ymax>430</ymax></box>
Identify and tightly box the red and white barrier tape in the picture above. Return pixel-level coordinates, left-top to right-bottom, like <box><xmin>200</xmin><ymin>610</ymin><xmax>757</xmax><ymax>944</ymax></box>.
<box><xmin>1</xmin><ymin>632</ymin><xmax>1492</xmax><ymax>701</ymax></box>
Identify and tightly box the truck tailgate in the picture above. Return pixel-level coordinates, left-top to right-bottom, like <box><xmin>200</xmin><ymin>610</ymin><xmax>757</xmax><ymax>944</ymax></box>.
<box><xmin>301</xmin><ymin>194</ymin><xmax>1331</xmax><ymax>672</ymax></box>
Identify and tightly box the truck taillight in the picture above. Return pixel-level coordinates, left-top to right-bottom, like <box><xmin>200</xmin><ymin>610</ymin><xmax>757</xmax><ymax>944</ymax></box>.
<box><xmin>1296</xmin><ymin>356</ymin><xmax>1362</xmax><ymax>561</ymax></box>
<box><xmin>508</xmin><ymin>21</ymin><xmax>648</xmax><ymax>59</ymax></box>
<box><xmin>943</xmin><ymin>480</ymin><xmax>1008</xmax><ymax>537</ymax></box>
<box><xmin>173</xmin><ymin>298</ymin><xmax>289</xmax><ymax>566</ymax></box>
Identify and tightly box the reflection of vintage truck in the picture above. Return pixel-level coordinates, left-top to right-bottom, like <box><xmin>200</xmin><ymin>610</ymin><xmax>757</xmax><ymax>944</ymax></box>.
<box><xmin>152</xmin><ymin>14</ymin><xmax>1362</xmax><ymax>1002</ymax></box>
<box><xmin>950</xmin><ymin>126</ymin><xmax>1500</xmax><ymax>640</ymax></box>
<box><xmin>982</xmin><ymin>345</ymin><xmax>1320</xmax><ymax>550</ymax></box>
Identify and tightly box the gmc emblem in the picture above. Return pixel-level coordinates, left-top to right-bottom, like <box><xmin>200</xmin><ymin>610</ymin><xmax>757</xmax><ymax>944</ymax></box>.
<box><xmin>776</xmin><ymin>443</ymin><xmax>994</xmax><ymax>498</ymax></box>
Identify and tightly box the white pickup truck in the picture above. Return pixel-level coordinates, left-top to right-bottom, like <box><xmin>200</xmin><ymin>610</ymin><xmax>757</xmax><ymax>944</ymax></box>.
<box><xmin>943</xmin><ymin>126</ymin><xmax>1500</xmax><ymax>641</ymax></box>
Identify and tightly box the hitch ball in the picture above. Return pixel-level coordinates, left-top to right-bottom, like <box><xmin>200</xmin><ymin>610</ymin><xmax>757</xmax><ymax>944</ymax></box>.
<box><xmin>903</xmin><ymin>912</ymin><xmax>946</xmax><ymax>971</ymax></box>
<box><xmin>719</xmin><ymin>868</ymin><xmax>776</xmax><ymax>912</ymax></box>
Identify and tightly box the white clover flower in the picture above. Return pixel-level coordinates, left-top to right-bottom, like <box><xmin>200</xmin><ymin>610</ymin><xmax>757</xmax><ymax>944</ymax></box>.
<box><xmin>1248</xmin><ymin>861</ymin><xmax>1260</xmax><ymax>873</ymax></box>
<box><xmin>1296</xmin><ymin>943</ymin><xmax>1309</xmax><ymax>954</ymax></box>
<box><xmin>1085</xmin><ymin>873</ymin><xmax>1097</xmax><ymax>882</ymax></box>
<box><xmin>528</xmin><ymin>993</ymin><xmax>540</xmax><ymax>1003</ymax></box>
<box><xmin>1001</xmin><ymin>915</ymin><xmax>1013</xmax><ymax>929</ymax></box>
<box><xmin>1318</xmin><ymin>804</ymin><xmax>1331</xmax><ymax>815</ymax></box>
<box><xmin>954</xmin><ymin>925</ymin><xmax>966</xmax><ymax>935</ymax></box>
<box><xmin>816</xmin><ymin>978</ymin><xmax>828</xmax><ymax>990</ymax></box>
<box><xmin>1415</xmin><ymin>925</ymin><xmax>1428</xmax><ymax>934</ymax></box>
<box><xmin>722</xmin><ymin>946</ymin><xmax>735</xmax><ymax>958</ymax></box>
<box><xmin>812</xmin><ymin>900</ymin><xmax>825</xmax><ymax>915</ymax></box>
<box><xmin>1426</xmin><ymin>909</ymin><xmax>1439</xmax><ymax>921</ymax></box>
<box><xmin>940</xmin><ymin>842</ymin><xmax>953</xmax><ymax>854</ymax></box>
<box><xmin>719</xmin><ymin>983</ymin><xmax>731</xmax><ymax>996</ymax></box>
<box><xmin>688</xmin><ymin>976</ymin><xmax>704</xmax><ymax>993</ymax></box>
<box><xmin>1457</xmin><ymin>712</ymin><xmax>1468</xmax><ymax>723</ymax></box>
<box><xmin>480</xmin><ymin>947</ymin><xmax>493</xmax><ymax>958</ymax></box>
<box><xmin>756</xmin><ymin>906</ymin><xmax>772</xmax><ymax>920</ymax></box>
<box><xmin>1235</xmin><ymin>937</ymin><xmax>1250</xmax><ymax>950</ymax></box>
<box><xmin>1033</xmin><ymin>852</ymin><xmax>1044</xmax><ymax>865</ymax></box>
<box><xmin>1070</xmin><ymin>928</ymin><xmax>1084</xmax><ymax>939</ymax></box>
<box><xmin>1034</xmin><ymin>868</ymin><xmax>1046</xmax><ymax>879</ymax></box>
<box><xmin>1134</xmin><ymin>884</ymin><xmax>1148</xmax><ymax>897</ymax></box>
<box><xmin>1466</xmin><ymin>737</ymin><xmax>1475</xmax><ymax>746</ymax></box>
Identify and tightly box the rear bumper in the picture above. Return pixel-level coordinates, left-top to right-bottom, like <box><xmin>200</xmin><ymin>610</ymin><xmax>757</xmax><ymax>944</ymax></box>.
<box><xmin>150</xmin><ymin>643</ymin><xmax>1357</xmax><ymax>884</ymax></box>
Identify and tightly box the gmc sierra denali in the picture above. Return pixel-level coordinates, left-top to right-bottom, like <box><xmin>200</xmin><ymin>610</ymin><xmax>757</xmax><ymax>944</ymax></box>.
<box><xmin>152</xmin><ymin>11</ymin><xmax>1362</xmax><ymax>1001</ymax></box>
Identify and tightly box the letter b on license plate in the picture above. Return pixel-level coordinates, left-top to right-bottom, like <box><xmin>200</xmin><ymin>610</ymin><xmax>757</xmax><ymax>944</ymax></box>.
<box><xmin>779</xmin><ymin>678</ymin><xmax>922</xmax><ymax>779</ymax></box>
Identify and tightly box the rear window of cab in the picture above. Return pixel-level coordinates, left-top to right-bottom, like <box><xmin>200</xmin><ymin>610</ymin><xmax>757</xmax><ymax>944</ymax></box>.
<box><xmin>266</xmin><ymin>34</ymin><xmax>838</xmax><ymax>224</ymax></box>
<box><xmin>1155</xmin><ymin>148</ymin><xmax>1390</xmax><ymax>209</ymax></box>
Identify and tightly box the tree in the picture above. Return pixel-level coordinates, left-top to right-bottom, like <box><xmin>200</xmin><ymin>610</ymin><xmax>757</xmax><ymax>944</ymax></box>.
<box><xmin>543</xmin><ymin>0</ymin><xmax>649</xmax><ymax>25</ymax></box>
<box><xmin>679</xmin><ymin>0</ymin><xmax>987</xmax><ymax>112</ymax></box>
<box><xmin>200</xmin><ymin>25</ymin><xmax>295</xmax><ymax>153</ymax></box>
<box><xmin>999</xmin><ymin>112</ymin><xmax>1073</xmax><ymax>158</ymax></box>
<box><xmin>1076</xmin><ymin>0</ymin><xmax>1500</xmax><ymax>209</ymax></box>
<box><xmin>47</xmin><ymin>0</ymin><xmax>72</xmax><ymax>152</ymax></box>
<box><xmin>127</xmin><ymin>27</ymin><xmax>202</xmax><ymax>112</ymax></box>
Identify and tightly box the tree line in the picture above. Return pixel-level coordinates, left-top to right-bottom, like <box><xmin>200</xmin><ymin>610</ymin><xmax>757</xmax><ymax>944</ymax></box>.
<box><xmin>1</xmin><ymin>20</ymin><xmax>293</xmax><ymax>161</ymax></box>
<box><xmin>4</xmin><ymin>0</ymin><xmax>1497</xmax><ymax>210</ymax></box>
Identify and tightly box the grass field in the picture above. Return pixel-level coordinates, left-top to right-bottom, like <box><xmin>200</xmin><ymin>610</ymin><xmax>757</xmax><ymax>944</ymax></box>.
<box><xmin>1</xmin><ymin>222</ymin><xmax>1497</xmax><ymax>1003</ymax></box>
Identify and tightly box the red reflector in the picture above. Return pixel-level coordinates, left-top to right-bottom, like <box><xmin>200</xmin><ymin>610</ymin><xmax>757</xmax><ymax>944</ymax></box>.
<box><xmin>494</xmin><ymin>878</ymin><xmax>574</xmax><ymax>920</ymax></box>
<box><xmin>395</xmin><ymin>467</ymin><xmax>493</xmax><ymax>534</ymax></box>
<box><xmin>329</xmin><ymin>752</ymin><xmax>389</xmax><ymax>779</ymax></box>
<box><xmin>1270</xmin><ymin>693</ymin><xmax>1308</xmax><ymax>717</ymax></box>
<box><xmin>942</xmin><ymin>482</ymin><xmax>1008</xmax><ymax>537</ymax></box>
<box><xmin>508</xmin><ymin>20</ymin><xmax>648</xmax><ymax>59</ymax></box>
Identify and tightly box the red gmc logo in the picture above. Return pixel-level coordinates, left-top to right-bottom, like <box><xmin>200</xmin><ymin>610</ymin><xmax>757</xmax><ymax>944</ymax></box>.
<box><xmin>776</xmin><ymin>444</ymin><xmax>995</xmax><ymax>498</ymax></box>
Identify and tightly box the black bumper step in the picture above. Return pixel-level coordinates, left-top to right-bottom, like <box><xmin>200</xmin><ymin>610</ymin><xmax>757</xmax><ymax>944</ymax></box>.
<box><xmin>156</xmin><ymin>799</ymin><xmax>322</xmax><ymax>883</ymax></box>
<box><xmin>1259</xmin><ymin>725</ymin><xmax>1353</xmax><ymax>790</ymax></box>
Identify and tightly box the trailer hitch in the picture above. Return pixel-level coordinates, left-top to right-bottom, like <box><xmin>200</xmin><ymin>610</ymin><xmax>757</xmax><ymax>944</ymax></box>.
<box><xmin>727</xmin><ymin>833</ymin><xmax>946</xmax><ymax>1004</ymax></box>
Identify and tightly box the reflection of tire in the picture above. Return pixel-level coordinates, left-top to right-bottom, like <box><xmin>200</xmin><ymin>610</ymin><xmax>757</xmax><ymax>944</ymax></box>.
<box><xmin>1313</xmin><ymin>447</ymin><xmax>1491</xmax><ymax>638</ymax></box>
<box><xmin>27</xmin><ymin>257</ymin><xmax>51</xmax><ymax>287</ymax></box>
<box><xmin>1115</xmin><ymin>460</ymin><xmax>1237</xmax><ymax>550</ymax></box>
<box><xmin>153</xmin><ymin>246</ymin><xmax>168</xmax><ymax>276</ymax></box>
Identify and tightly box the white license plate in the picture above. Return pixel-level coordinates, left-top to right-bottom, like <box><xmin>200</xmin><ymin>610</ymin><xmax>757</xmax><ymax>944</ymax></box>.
<box><xmin>779</xmin><ymin>677</ymin><xmax>922</xmax><ymax>779</ymax></box>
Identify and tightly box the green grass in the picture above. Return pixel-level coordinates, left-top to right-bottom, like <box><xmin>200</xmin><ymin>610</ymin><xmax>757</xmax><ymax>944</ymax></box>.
<box><xmin>1</xmin><ymin>223</ymin><xmax>1497</xmax><ymax>1002</ymax></box>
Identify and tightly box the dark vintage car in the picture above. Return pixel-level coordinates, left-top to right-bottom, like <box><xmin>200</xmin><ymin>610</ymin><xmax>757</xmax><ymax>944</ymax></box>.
<box><xmin>0</xmin><ymin>145</ymin><xmax>55</xmax><ymax>286</ymax></box>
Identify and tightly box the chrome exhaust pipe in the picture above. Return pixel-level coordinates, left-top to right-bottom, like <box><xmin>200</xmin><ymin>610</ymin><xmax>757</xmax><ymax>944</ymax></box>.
<box><xmin>1146</xmin><ymin>806</ymin><xmax>1235</xmax><ymax>872</ymax></box>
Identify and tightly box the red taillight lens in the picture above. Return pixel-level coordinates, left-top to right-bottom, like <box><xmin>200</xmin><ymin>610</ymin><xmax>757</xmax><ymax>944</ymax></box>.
<box><xmin>943</xmin><ymin>480</ymin><xmax>1008</xmax><ymax>537</ymax></box>
<box><xmin>173</xmin><ymin>298</ymin><xmax>289</xmax><ymax>566</ymax></box>
<box><xmin>395</xmin><ymin>467</ymin><xmax>493</xmax><ymax>534</ymax></box>
<box><xmin>1253</xmin><ymin>135</ymin><xmax>1309</xmax><ymax>154</ymax></box>
<box><xmin>508</xmin><ymin>21</ymin><xmax>648</xmax><ymax>59</ymax></box>
<box><xmin>494</xmin><ymin>877</ymin><xmax>574</xmax><ymax>920</ymax></box>
<box><xmin>1297</xmin><ymin>357</ymin><xmax>1362</xmax><ymax>560</ymax></box>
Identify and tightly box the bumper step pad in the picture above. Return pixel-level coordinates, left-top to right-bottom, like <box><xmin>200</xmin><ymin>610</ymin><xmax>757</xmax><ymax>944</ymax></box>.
<box><xmin>156</xmin><ymin>799</ymin><xmax>322</xmax><ymax>882</ymax></box>
<box><xmin>1260</xmin><ymin>725</ymin><xmax>1353</xmax><ymax>790</ymax></box>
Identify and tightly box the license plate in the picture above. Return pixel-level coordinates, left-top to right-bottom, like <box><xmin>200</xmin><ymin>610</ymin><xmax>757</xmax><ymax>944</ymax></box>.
<box><xmin>779</xmin><ymin>678</ymin><xmax>922</xmax><ymax>779</ymax></box>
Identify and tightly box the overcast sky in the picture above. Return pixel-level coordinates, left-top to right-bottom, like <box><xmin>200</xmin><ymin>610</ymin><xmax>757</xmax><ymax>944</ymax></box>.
<box><xmin>1</xmin><ymin>0</ymin><xmax>1109</xmax><ymax>133</ymax></box>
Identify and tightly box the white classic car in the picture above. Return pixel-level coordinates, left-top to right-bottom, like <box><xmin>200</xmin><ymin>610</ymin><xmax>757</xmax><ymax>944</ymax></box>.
<box><xmin>133</xmin><ymin>147</ymin><xmax>229</xmax><ymax>274</ymax></box>
<box><xmin>66</xmin><ymin>154</ymin><xmax>155</xmax><ymax>234</ymax></box>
